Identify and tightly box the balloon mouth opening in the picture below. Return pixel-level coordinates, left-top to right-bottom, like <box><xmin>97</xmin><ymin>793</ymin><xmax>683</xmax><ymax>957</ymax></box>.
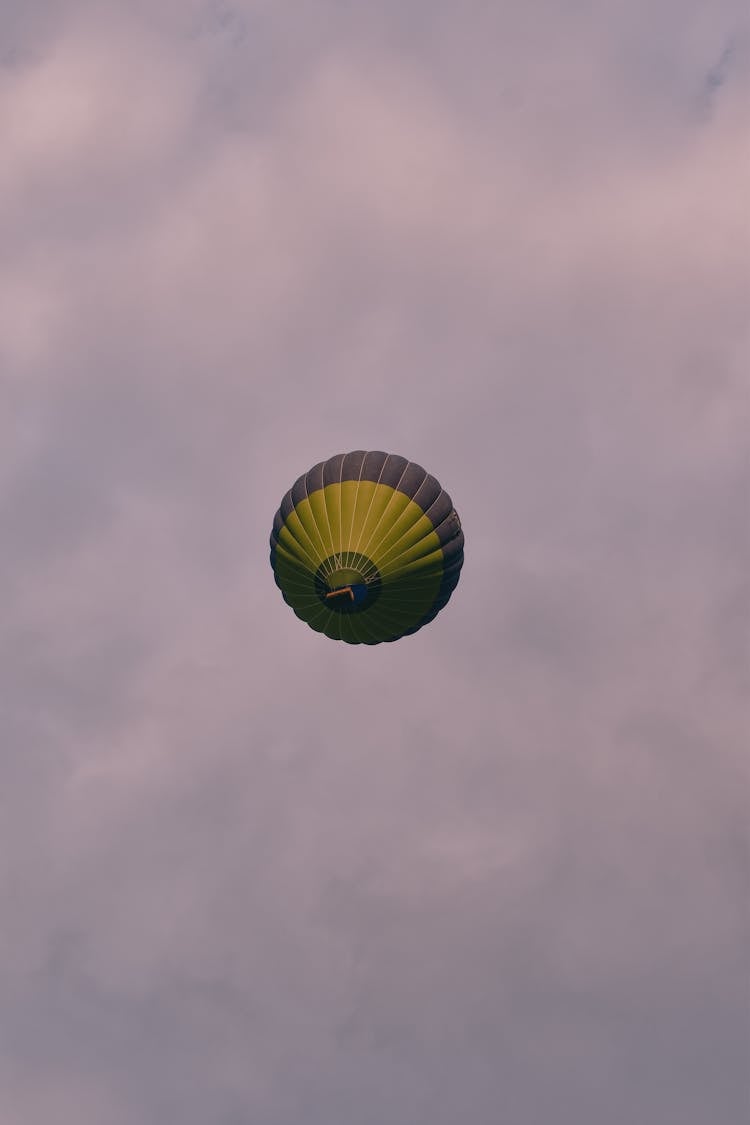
<box><xmin>314</xmin><ymin>555</ymin><xmax>382</xmax><ymax>614</ymax></box>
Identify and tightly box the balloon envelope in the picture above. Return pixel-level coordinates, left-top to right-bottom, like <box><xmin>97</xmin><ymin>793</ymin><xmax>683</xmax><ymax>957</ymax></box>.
<box><xmin>269</xmin><ymin>451</ymin><xmax>464</xmax><ymax>644</ymax></box>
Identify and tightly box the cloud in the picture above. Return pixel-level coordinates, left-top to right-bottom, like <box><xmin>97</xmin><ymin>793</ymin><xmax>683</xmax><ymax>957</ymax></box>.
<box><xmin>0</xmin><ymin>2</ymin><xmax>747</xmax><ymax>1123</ymax></box>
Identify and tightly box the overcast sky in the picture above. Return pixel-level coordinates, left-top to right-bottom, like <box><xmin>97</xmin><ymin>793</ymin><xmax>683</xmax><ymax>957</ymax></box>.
<box><xmin>1</xmin><ymin>2</ymin><xmax>748</xmax><ymax>1122</ymax></box>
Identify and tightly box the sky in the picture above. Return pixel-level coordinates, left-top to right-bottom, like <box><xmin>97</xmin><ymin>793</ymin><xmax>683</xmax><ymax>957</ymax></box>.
<box><xmin>1</xmin><ymin>2</ymin><xmax>748</xmax><ymax>1122</ymax></box>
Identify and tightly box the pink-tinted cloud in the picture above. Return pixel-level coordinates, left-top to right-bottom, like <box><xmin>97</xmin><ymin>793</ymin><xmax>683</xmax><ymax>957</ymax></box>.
<box><xmin>1</xmin><ymin>3</ymin><xmax>747</xmax><ymax>1123</ymax></box>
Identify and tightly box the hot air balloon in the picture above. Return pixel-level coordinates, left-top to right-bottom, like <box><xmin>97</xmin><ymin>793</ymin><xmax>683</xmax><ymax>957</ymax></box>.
<box><xmin>269</xmin><ymin>451</ymin><xmax>464</xmax><ymax>644</ymax></box>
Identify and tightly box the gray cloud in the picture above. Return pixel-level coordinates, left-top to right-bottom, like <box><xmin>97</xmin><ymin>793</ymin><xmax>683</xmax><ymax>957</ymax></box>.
<box><xmin>1</xmin><ymin>2</ymin><xmax>748</xmax><ymax>1122</ymax></box>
